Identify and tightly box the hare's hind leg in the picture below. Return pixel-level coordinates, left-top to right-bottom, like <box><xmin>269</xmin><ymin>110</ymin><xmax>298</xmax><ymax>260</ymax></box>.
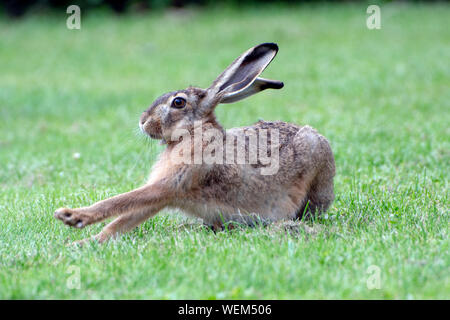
<box><xmin>308</xmin><ymin>177</ymin><xmax>334</xmax><ymax>216</ymax></box>
<box><xmin>296</xmin><ymin>167</ymin><xmax>334</xmax><ymax>219</ymax></box>
<box><xmin>302</xmin><ymin>169</ymin><xmax>335</xmax><ymax>218</ymax></box>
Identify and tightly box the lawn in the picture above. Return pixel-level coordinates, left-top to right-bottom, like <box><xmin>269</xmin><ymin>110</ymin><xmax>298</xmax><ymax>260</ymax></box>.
<box><xmin>0</xmin><ymin>3</ymin><xmax>448</xmax><ymax>299</ymax></box>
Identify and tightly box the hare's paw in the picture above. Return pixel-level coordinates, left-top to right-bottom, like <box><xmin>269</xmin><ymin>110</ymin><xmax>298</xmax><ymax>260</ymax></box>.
<box><xmin>54</xmin><ymin>208</ymin><xmax>91</xmax><ymax>229</ymax></box>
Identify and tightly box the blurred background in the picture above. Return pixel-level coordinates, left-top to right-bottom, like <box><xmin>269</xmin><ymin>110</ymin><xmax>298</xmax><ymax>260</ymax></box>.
<box><xmin>1</xmin><ymin>0</ymin><xmax>443</xmax><ymax>17</ymax></box>
<box><xmin>0</xmin><ymin>0</ymin><xmax>448</xmax><ymax>299</ymax></box>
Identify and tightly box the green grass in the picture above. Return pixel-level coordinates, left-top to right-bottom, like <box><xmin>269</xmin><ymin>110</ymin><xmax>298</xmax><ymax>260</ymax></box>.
<box><xmin>0</xmin><ymin>3</ymin><xmax>449</xmax><ymax>299</ymax></box>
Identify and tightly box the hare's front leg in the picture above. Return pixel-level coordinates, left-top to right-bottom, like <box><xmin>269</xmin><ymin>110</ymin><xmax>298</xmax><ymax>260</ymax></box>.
<box><xmin>54</xmin><ymin>183</ymin><xmax>172</xmax><ymax>229</ymax></box>
<box><xmin>72</xmin><ymin>209</ymin><xmax>159</xmax><ymax>245</ymax></box>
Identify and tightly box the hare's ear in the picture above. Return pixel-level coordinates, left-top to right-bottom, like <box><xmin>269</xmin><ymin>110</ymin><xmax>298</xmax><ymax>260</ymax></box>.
<box><xmin>219</xmin><ymin>77</ymin><xmax>284</xmax><ymax>104</ymax></box>
<box><xmin>204</xmin><ymin>43</ymin><xmax>283</xmax><ymax>107</ymax></box>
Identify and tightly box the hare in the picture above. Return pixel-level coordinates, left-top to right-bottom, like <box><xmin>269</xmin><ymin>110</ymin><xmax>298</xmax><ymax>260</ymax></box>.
<box><xmin>54</xmin><ymin>43</ymin><xmax>335</xmax><ymax>244</ymax></box>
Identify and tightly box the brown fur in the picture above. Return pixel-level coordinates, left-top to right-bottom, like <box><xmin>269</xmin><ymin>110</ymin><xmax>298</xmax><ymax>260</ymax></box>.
<box><xmin>54</xmin><ymin>43</ymin><xmax>335</xmax><ymax>244</ymax></box>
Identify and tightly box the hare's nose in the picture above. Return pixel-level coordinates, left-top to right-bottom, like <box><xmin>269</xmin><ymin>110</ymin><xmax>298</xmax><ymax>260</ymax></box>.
<box><xmin>139</xmin><ymin>112</ymin><xmax>148</xmax><ymax>126</ymax></box>
<box><xmin>139</xmin><ymin>119</ymin><xmax>146</xmax><ymax>133</ymax></box>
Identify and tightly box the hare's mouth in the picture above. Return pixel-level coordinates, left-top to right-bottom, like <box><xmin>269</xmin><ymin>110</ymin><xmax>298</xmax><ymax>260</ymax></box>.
<box><xmin>139</xmin><ymin>121</ymin><xmax>161</xmax><ymax>140</ymax></box>
<box><xmin>147</xmin><ymin>132</ymin><xmax>159</xmax><ymax>139</ymax></box>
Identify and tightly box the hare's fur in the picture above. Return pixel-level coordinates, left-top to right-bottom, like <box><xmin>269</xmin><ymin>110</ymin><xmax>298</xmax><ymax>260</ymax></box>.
<box><xmin>152</xmin><ymin>117</ymin><xmax>335</xmax><ymax>226</ymax></box>
<box><xmin>54</xmin><ymin>43</ymin><xmax>335</xmax><ymax>244</ymax></box>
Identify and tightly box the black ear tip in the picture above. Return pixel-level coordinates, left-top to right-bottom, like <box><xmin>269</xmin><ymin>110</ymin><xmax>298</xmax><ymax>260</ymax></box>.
<box><xmin>261</xmin><ymin>80</ymin><xmax>284</xmax><ymax>90</ymax></box>
<box><xmin>259</xmin><ymin>42</ymin><xmax>279</xmax><ymax>52</ymax></box>
<box><xmin>272</xmin><ymin>81</ymin><xmax>284</xmax><ymax>89</ymax></box>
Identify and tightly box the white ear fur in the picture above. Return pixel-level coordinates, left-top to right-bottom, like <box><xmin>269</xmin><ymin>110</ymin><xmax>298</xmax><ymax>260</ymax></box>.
<box><xmin>205</xmin><ymin>43</ymin><xmax>283</xmax><ymax>106</ymax></box>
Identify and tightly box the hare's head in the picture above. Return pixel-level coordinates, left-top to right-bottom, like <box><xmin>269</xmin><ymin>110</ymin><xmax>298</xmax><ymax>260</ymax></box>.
<box><xmin>139</xmin><ymin>43</ymin><xmax>283</xmax><ymax>142</ymax></box>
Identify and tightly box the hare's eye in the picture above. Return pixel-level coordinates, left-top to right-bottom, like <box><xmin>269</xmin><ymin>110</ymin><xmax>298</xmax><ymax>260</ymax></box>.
<box><xmin>171</xmin><ymin>97</ymin><xmax>186</xmax><ymax>109</ymax></box>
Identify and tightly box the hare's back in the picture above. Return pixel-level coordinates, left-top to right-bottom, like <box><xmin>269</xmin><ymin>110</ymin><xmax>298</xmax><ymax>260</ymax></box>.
<box><xmin>228</xmin><ymin>120</ymin><xmax>332</xmax><ymax>173</ymax></box>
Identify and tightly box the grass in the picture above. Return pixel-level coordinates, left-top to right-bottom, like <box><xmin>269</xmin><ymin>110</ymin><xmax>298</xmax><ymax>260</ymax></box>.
<box><xmin>0</xmin><ymin>3</ymin><xmax>449</xmax><ymax>299</ymax></box>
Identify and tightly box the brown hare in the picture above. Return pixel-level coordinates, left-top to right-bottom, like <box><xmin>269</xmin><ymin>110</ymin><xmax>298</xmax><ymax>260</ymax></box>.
<box><xmin>54</xmin><ymin>43</ymin><xmax>335</xmax><ymax>244</ymax></box>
